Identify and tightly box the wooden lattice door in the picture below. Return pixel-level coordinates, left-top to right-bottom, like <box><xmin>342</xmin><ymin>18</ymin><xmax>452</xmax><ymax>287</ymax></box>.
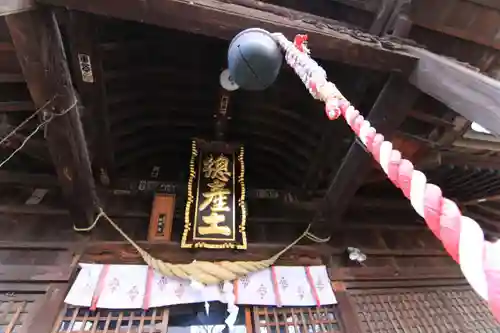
<box><xmin>52</xmin><ymin>306</ymin><xmax>170</xmax><ymax>333</ymax></box>
<box><xmin>348</xmin><ymin>286</ymin><xmax>500</xmax><ymax>332</ymax></box>
<box><xmin>251</xmin><ymin>305</ymin><xmax>344</xmax><ymax>333</ymax></box>
<box><xmin>0</xmin><ymin>293</ymin><xmax>44</xmax><ymax>333</ymax></box>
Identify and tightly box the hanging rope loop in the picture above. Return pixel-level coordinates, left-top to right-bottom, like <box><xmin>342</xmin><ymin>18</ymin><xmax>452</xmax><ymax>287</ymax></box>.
<box><xmin>74</xmin><ymin>207</ymin><xmax>329</xmax><ymax>285</ymax></box>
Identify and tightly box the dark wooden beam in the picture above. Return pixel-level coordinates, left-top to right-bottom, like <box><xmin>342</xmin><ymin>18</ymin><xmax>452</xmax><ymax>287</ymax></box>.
<box><xmin>0</xmin><ymin>123</ymin><xmax>51</xmax><ymax>163</ymax></box>
<box><xmin>0</xmin><ymin>171</ymin><xmax>57</xmax><ymax>187</ymax></box>
<box><xmin>408</xmin><ymin>46</ymin><xmax>500</xmax><ymax>136</ymax></box>
<box><xmin>65</xmin><ymin>10</ymin><xmax>115</xmax><ymax>186</ymax></box>
<box><xmin>314</xmin><ymin>74</ymin><xmax>419</xmax><ymax>228</ymax></box>
<box><xmin>420</xmin><ymin>151</ymin><xmax>500</xmax><ymax>170</ymax></box>
<box><xmin>6</xmin><ymin>8</ymin><xmax>99</xmax><ymax>228</ymax></box>
<box><xmin>0</xmin><ymin>203</ymin><xmax>149</xmax><ymax>218</ymax></box>
<box><xmin>82</xmin><ymin>241</ymin><xmax>325</xmax><ymax>265</ymax></box>
<box><xmin>0</xmin><ymin>101</ymin><xmax>35</xmax><ymax>112</ymax></box>
<box><xmin>80</xmin><ymin>240</ymin><xmax>448</xmax><ymax>265</ymax></box>
<box><xmin>330</xmin><ymin>266</ymin><xmax>464</xmax><ymax>282</ymax></box>
<box><xmin>38</xmin><ymin>0</ymin><xmax>418</xmax><ymax>73</ymax></box>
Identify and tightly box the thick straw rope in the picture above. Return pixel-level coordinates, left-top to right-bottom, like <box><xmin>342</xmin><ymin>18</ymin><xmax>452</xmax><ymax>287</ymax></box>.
<box><xmin>87</xmin><ymin>209</ymin><xmax>329</xmax><ymax>285</ymax></box>
<box><xmin>271</xmin><ymin>32</ymin><xmax>500</xmax><ymax>321</ymax></box>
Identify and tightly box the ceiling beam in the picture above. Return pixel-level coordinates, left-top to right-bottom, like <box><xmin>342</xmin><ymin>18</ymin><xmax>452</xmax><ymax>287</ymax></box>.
<box><xmin>0</xmin><ymin>101</ymin><xmax>34</xmax><ymax>112</ymax></box>
<box><xmin>0</xmin><ymin>191</ymin><xmax>420</xmax><ymax>225</ymax></box>
<box><xmin>63</xmin><ymin>10</ymin><xmax>115</xmax><ymax>187</ymax></box>
<box><xmin>0</xmin><ymin>171</ymin><xmax>57</xmax><ymax>187</ymax></box>
<box><xmin>6</xmin><ymin>8</ymin><xmax>99</xmax><ymax>228</ymax></box>
<box><xmin>314</xmin><ymin>74</ymin><xmax>420</xmax><ymax>228</ymax></box>
<box><xmin>408</xmin><ymin>46</ymin><xmax>500</xmax><ymax>136</ymax></box>
<box><xmin>419</xmin><ymin>151</ymin><xmax>500</xmax><ymax>171</ymax></box>
<box><xmin>0</xmin><ymin>123</ymin><xmax>51</xmax><ymax>163</ymax></box>
<box><xmin>38</xmin><ymin>0</ymin><xmax>418</xmax><ymax>73</ymax></box>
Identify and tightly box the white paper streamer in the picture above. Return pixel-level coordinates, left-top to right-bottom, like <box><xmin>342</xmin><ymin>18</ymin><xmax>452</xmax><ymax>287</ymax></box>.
<box><xmin>223</xmin><ymin>281</ymin><xmax>239</xmax><ymax>332</ymax></box>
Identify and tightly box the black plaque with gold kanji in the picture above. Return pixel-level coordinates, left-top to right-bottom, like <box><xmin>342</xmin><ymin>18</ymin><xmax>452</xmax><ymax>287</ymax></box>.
<box><xmin>181</xmin><ymin>140</ymin><xmax>247</xmax><ymax>249</ymax></box>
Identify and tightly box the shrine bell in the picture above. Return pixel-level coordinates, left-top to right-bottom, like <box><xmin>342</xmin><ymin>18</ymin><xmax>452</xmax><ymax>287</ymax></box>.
<box><xmin>227</xmin><ymin>28</ymin><xmax>283</xmax><ymax>91</ymax></box>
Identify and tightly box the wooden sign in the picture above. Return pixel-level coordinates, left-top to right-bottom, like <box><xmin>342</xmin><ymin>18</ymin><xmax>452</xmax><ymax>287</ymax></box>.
<box><xmin>147</xmin><ymin>193</ymin><xmax>175</xmax><ymax>242</ymax></box>
<box><xmin>181</xmin><ymin>140</ymin><xmax>247</xmax><ymax>249</ymax></box>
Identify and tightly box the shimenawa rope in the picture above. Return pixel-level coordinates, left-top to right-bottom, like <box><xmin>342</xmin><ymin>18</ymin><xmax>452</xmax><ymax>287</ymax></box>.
<box><xmin>272</xmin><ymin>32</ymin><xmax>500</xmax><ymax>321</ymax></box>
<box><xmin>77</xmin><ymin>208</ymin><xmax>329</xmax><ymax>285</ymax></box>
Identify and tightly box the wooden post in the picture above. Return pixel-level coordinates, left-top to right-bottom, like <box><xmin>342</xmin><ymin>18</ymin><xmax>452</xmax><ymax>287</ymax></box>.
<box><xmin>331</xmin><ymin>281</ymin><xmax>363</xmax><ymax>333</ymax></box>
<box><xmin>6</xmin><ymin>8</ymin><xmax>99</xmax><ymax>229</ymax></box>
<box><xmin>65</xmin><ymin>10</ymin><xmax>115</xmax><ymax>186</ymax></box>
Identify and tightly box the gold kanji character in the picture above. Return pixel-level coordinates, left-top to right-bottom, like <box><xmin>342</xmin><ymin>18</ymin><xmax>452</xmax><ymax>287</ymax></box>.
<box><xmin>199</xmin><ymin>180</ymin><xmax>231</xmax><ymax>212</ymax></box>
<box><xmin>198</xmin><ymin>212</ymin><xmax>231</xmax><ymax>236</ymax></box>
<box><xmin>203</xmin><ymin>154</ymin><xmax>231</xmax><ymax>182</ymax></box>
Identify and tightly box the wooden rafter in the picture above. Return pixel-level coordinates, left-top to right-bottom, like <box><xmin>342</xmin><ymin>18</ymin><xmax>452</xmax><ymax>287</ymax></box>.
<box><xmin>409</xmin><ymin>46</ymin><xmax>500</xmax><ymax>136</ymax></box>
<box><xmin>419</xmin><ymin>151</ymin><xmax>500</xmax><ymax>171</ymax></box>
<box><xmin>6</xmin><ymin>8</ymin><xmax>99</xmax><ymax>228</ymax></box>
<box><xmin>0</xmin><ymin>101</ymin><xmax>34</xmax><ymax>112</ymax></box>
<box><xmin>38</xmin><ymin>0</ymin><xmax>418</xmax><ymax>73</ymax></box>
<box><xmin>314</xmin><ymin>74</ymin><xmax>420</xmax><ymax>227</ymax></box>
<box><xmin>0</xmin><ymin>170</ymin><xmax>57</xmax><ymax>187</ymax></box>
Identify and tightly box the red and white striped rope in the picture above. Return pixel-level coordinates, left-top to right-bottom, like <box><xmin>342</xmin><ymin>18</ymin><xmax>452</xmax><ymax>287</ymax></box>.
<box><xmin>271</xmin><ymin>32</ymin><xmax>500</xmax><ymax>321</ymax></box>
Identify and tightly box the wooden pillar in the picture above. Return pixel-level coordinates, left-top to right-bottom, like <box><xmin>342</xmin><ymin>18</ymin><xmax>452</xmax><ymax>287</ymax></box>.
<box><xmin>6</xmin><ymin>8</ymin><xmax>99</xmax><ymax>229</ymax></box>
<box><xmin>332</xmin><ymin>282</ymin><xmax>363</xmax><ymax>333</ymax></box>
<box><xmin>65</xmin><ymin>10</ymin><xmax>115</xmax><ymax>186</ymax></box>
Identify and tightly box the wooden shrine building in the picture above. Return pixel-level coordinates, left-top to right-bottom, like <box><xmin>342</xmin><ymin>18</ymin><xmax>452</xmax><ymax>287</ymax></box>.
<box><xmin>0</xmin><ymin>0</ymin><xmax>499</xmax><ymax>332</ymax></box>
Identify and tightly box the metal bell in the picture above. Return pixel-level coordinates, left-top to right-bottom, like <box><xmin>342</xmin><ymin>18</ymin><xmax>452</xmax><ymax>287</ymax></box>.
<box><xmin>227</xmin><ymin>28</ymin><xmax>283</xmax><ymax>91</ymax></box>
